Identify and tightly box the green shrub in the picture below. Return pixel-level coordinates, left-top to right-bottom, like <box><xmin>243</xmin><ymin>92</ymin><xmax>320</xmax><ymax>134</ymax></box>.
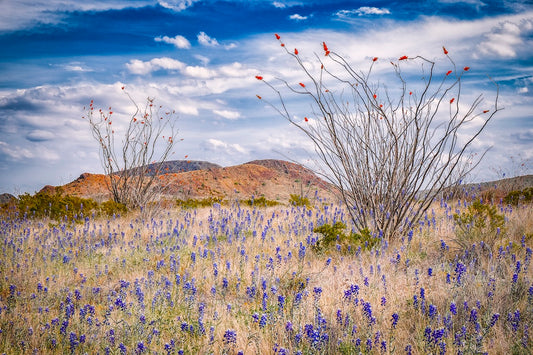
<box><xmin>99</xmin><ymin>200</ymin><xmax>128</xmax><ymax>216</ymax></box>
<box><xmin>14</xmin><ymin>189</ymin><xmax>99</xmax><ymax>221</ymax></box>
<box><xmin>312</xmin><ymin>221</ymin><xmax>378</xmax><ymax>254</ymax></box>
<box><xmin>243</xmin><ymin>196</ymin><xmax>279</xmax><ymax>207</ymax></box>
<box><xmin>176</xmin><ymin>197</ymin><xmax>222</xmax><ymax>209</ymax></box>
<box><xmin>289</xmin><ymin>194</ymin><xmax>310</xmax><ymax>207</ymax></box>
<box><xmin>453</xmin><ymin>200</ymin><xmax>506</xmax><ymax>252</ymax></box>
<box><xmin>504</xmin><ymin>187</ymin><xmax>533</xmax><ymax>205</ymax></box>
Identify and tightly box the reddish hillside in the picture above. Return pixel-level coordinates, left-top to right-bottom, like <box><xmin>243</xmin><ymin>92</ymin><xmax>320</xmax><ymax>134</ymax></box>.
<box><xmin>41</xmin><ymin>160</ymin><xmax>334</xmax><ymax>203</ymax></box>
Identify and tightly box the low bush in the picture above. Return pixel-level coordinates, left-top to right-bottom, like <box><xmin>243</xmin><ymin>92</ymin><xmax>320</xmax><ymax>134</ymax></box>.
<box><xmin>289</xmin><ymin>194</ymin><xmax>310</xmax><ymax>207</ymax></box>
<box><xmin>243</xmin><ymin>196</ymin><xmax>279</xmax><ymax>207</ymax></box>
<box><xmin>176</xmin><ymin>197</ymin><xmax>222</xmax><ymax>209</ymax></box>
<box><xmin>504</xmin><ymin>187</ymin><xmax>533</xmax><ymax>205</ymax></box>
<box><xmin>453</xmin><ymin>200</ymin><xmax>506</xmax><ymax>252</ymax></box>
<box><xmin>0</xmin><ymin>190</ymin><xmax>128</xmax><ymax>222</ymax></box>
<box><xmin>313</xmin><ymin>221</ymin><xmax>378</xmax><ymax>254</ymax></box>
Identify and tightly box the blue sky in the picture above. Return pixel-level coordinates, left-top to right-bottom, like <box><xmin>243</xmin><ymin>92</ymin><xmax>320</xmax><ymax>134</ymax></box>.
<box><xmin>0</xmin><ymin>0</ymin><xmax>532</xmax><ymax>195</ymax></box>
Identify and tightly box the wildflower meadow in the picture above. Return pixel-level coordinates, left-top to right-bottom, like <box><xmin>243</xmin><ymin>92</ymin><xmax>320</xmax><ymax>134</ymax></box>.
<box><xmin>0</xmin><ymin>187</ymin><xmax>531</xmax><ymax>354</ymax></box>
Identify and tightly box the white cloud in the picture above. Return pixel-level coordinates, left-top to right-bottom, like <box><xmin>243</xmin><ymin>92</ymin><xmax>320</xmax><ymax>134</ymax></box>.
<box><xmin>0</xmin><ymin>141</ymin><xmax>34</xmax><ymax>160</ymax></box>
<box><xmin>158</xmin><ymin>0</ymin><xmax>199</xmax><ymax>11</ymax></box>
<box><xmin>213</xmin><ymin>109</ymin><xmax>241</xmax><ymax>120</ymax></box>
<box><xmin>336</xmin><ymin>7</ymin><xmax>390</xmax><ymax>19</ymax></box>
<box><xmin>205</xmin><ymin>138</ymin><xmax>247</xmax><ymax>154</ymax></box>
<box><xmin>273</xmin><ymin>1</ymin><xmax>286</xmax><ymax>8</ymax></box>
<box><xmin>155</xmin><ymin>35</ymin><xmax>191</xmax><ymax>49</ymax></box>
<box><xmin>126</xmin><ymin>57</ymin><xmax>185</xmax><ymax>75</ymax></box>
<box><xmin>476</xmin><ymin>19</ymin><xmax>532</xmax><ymax>58</ymax></box>
<box><xmin>0</xmin><ymin>0</ymin><xmax>154</xmax><ymax>31</ymax></box>
<box><xmin>198</xmin><ymin>31</ymin><xmax>219</xmax><ymax>47</ymax></box>
<box><xmin>290</xmin><ymin>14</ymin><xmax>308</xmax><ymax>21</ymax></box>
<box><xmin>26</xmin><ymin>130</ymin><xmax>55</xmax><ymax>142</ymax></box>
<box><xmin>184</xmin><ymin>65</ymin><xmax>216</xmax><ymax>79</ymax></box>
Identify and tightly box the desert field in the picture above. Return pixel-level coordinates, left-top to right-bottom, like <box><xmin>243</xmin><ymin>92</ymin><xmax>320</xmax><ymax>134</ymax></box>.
<box><xmin>0</xmin><ymin>192</ymin><xmax>531</xmax><ymax>354</ymax></box>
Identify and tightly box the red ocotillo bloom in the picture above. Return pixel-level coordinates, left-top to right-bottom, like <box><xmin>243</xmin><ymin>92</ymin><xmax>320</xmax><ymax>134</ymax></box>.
<box><xmin>299</xmin><ymin>83</ymin><xmax>305</xmax><ymax>88</ymax></box>
<box><xmin>464</xmin><ymin>66</ymin><xmax>470</xmax><ymax>71</ymax></box>
<box><xmin>275</xmin><ymin>33</ymin><xmax>280</xmax><ymax>40</ymax></box>
<box><xmin>443</xmin><ymin>46</ymin><xmax>449</xmax><ymax>55</ymax></box>
<box><xmin>255</xmin><ymin>75</ymin><xmax>263</xmax><ymax>80</ymax></box>
<box><xmin>304</xmin><ymin>117</ymin><xmax>309</xmax><ymax>122</ymax></box>
<box><xmin>446</xmin><ymin>70</ymin><xmax>453</xmax><ymax>76</ymax></box>
<box><xmin>399</xmin><ymin>55</ymin><xmax>408</xmax><ymax>60</ymax></box>
<box><xmin>450</xmin><ymin>98</ymin><xmax>455</xmax><ymax>104</ymax></box>
<box><xmin>294</xmin><ymin>48</ymin><xmax>299</xmax><ymax>55</ymax></box>
<box><xmin>372</xmin><ymin>57</ymin><xmax>378</xmax><ymax>62</ymax></box>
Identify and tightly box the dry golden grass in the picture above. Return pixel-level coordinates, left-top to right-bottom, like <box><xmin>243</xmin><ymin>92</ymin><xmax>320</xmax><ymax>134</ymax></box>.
<box><xmin>0</xmin><ymin>198</ymin><xmax>531</xmax><ymax>354</ymax></box>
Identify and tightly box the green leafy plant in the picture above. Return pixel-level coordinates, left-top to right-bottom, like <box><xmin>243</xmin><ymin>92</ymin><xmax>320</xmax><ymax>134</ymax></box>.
<box><xmin>504</xmin><ymin>187</ymin><xmax>533</xmax><ymax>205</ymax></box>
<box><xmin>243</xmin><ymin>196</ymin><xmax>280</xmax><ymax>207</ymax></box>
<box><xmin>176</xmin><ymin>197</ymin><xmax>223</xmax><ymax>209</ymax></box>
<box><xmin>289</xmin><ymin>194</ymin><xmax>310</xmax><ymax>207</ymax></box>
<box><xmin>13</xmin><ymin>189</ymin><xmax>98</xmax><ymax>222</ymax></box>
<box><xmin>453</xmin><ymin>200</ymin><xmax>506</xmax><ymax>252</ymax></box>
<box><xmin>99</xmin><ymin>200</ymin><xmax>128</xmax><ymax>217</ymax></box>
<box><xmin>313</xmin><ymin>221</ymin><xmax>378</xmax><ymax>253</ymax></box>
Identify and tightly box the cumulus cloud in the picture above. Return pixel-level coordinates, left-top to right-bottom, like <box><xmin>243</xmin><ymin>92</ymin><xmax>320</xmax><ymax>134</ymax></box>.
<box><xmin>205</xmin><ymin>138</ymin><xmax>247</xmax><ymax>154</ymax></box>
<box><xmin>154</xmin><ymin>35</ymin><xmax>191</xmax><ymax>49</ymax></box>
<box><xmin>476</xmin><ymin>19</ymin><xmax>532</xmax><ymax>58</ymax></box>
<box><xmin>198</xmin><ymin>32</ymin><xmax>219</xmax><ymax>47</ymax></box>
<box><xmin>0</xmin><ymin>141</ymin><xmax>34</xmax><ymax>160</ymax></box>
<box><xmin>272</xmin><ymin>1</ymin><xmax>286</xmax><ymax>8</ymax></box>
<box><xmin>336</xmin><ymin>7</ymin><xmax>390</xmax><ymax>19</ymax></box>
<box><xmin>184</xmin><ymin>65</ymin><xmax>217</xmax><ymax>78</ymax></box>
<box><xmin>213</xmin><ymin>109</ymin><xmax>241</xmax><ymax>120</ymax></box>
<box><xmin>289</xmin><ymin>14</ymin><xmax>308</xmax><ymax>21</ymax></box>
<box><xmin>158</xmin><ymin>0</ymin><xmax>199</xmax><ymax>11</ymax></box>
<box><xmin>126</xmin><ymin>57</ymin><xmax>185</xmax><ymax>75</ymax></box>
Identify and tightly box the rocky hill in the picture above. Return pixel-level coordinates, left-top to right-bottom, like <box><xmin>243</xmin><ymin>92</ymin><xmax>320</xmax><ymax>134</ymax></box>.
<box><xmin>39</xmin><ymin>159</ymin><xmax>334</xmax><ymax>203</ymax></box>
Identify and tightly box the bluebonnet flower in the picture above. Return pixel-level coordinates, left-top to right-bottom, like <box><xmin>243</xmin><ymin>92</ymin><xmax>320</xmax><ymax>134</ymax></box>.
<box><xmin>285</xmin><ymin>321</ymin><xmax>293</xmax><ymax>332</ymax></box>
<box><xmin>450</xmin><ymin>302</ymin><xmax>457</xmax><ymax>315</ymax></box>
<box><xmin>223</xmin><ymin>329</ymin><xmax>237</xmax><ymax>345</ymax></box>
<box><xmin>469</xmin><ymin>309</ymin><xmax>478</xmax><ymax>324</ymax></box>
<box><xmin>429</xmin><ymin>304</ymin><xmax>437</xmax><ymax>319</ymax></box>
<box><xmin>489</xmin><ymin>313</ymin><xmax>500</xmax><ymax>328</ymax></box>
<box><xmin>428</xmin><ymin>268</ymin><xmax>433</xmax><ymax>276</ymax></box>
<box><xmin>313</xmin><ymin>287</ymin><xmax>322</xmax><ymax>301</ymax></box>
<box><xmin>136</xmin><ymin>341</ymin><xmax>146</xmax><ymax>353</ymax></box>
<box><xmin>391</xmin><ymin>313</ymin><xmax>399</xmax><ymax>328</ymax></box>
<box><xmin>455</xmin><ymin>262</ymin><xmax>467</xmax><ymax>284</ymax></box>
<box><xmin>259</xmin><ymin>314</ymin><xmax>267</xmax><ymax>328</ymax></box>
<box><xmin>278</xmin><ymin>295</ymin><xmax>285</xmax><ymax>311</ymax></box>
<box><xmin>508</xmin><ymin>310</ymin><xmax>520</xmax><ymax>332</ymax></box>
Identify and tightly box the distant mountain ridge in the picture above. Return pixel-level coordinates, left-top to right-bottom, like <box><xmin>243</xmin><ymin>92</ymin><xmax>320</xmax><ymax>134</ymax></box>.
<box><xmin>37</xmin><ymin>159</ymin><xmax>334</xmax><ymax>203</ymax></box>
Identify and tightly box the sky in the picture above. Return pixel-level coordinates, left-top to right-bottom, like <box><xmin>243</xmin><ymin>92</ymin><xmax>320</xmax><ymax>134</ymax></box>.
<box><xmin>0</xmin><ymin>0</ymin><xmax>532</xmax><ymax>195</ymax></box>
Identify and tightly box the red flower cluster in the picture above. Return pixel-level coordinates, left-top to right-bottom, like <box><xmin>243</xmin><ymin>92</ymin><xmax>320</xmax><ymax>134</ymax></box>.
<box><xmin>323</xmin><ymin>42</ymin><xmax>330</xmax><ymax>56</ymax></box>
<box><xmin>443</xmin><ymin>46</ymin><xmax>449</xmax><ymax>55</ymax></box>
<box><xmin>399</xmin><ymin>55</ymin><xmax>408</xmax><ymax>61</ymax></box>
